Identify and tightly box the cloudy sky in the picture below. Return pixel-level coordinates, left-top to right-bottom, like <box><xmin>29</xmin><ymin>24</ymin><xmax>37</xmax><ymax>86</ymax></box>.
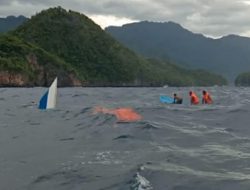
<box><xmin>1</xmin><ymin>0</ymin><xmax>250</xmax><ymax>38</ymax></box>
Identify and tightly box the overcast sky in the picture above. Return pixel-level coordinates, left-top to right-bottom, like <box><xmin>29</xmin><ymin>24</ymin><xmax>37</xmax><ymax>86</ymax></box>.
<box><xmin>1</xmin><ymin>0</ymin><xmax>250</xmax><ymax>38</ymax></box>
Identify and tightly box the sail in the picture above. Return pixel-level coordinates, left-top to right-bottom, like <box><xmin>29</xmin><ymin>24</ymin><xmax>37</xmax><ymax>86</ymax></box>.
<box><xmin>38</xmin><ymin>78</ymin><xmax>57</xmax><ymax>109</ymax></box>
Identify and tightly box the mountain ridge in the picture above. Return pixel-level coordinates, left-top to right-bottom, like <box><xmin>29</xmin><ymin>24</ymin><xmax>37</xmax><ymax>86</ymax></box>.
<box><xmin>0</xmin><ymin>7</ymin><xmax>227</xmax><ymax>87</ymax></box>
<box><xmin>0</xmin><ymin>15</ymin><xmax>28</xmax><ymax>33</ymax></box>
<box><xmin>106</xmin><ymin>21</ymin><xmax>250</xmax><ymax>82</ymax></box>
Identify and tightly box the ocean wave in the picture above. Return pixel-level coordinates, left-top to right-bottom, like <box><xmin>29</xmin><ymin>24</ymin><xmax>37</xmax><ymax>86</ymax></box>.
<box><xmin>144</xmin><ymin>162</ymin><xmax>250</xmax><ymax>180</ymax></box>
<box><xmin>113</xmin><ymin>135</ymin><xmax>134</xmax><ymax>140</ymax></box>
<box><xmin>130</xmin><ymin>172</ymin><xmax>153</xmax><ymax>190</ymax></box>
<box><xmin>2</xmin><ymin>87</ymin><xmax>250</xmax><ymax>190</ymax></box>
<box><xmin>138</xmin><ymin>121</ymin><xmax>161</xmax><ymax>130</ymax></box>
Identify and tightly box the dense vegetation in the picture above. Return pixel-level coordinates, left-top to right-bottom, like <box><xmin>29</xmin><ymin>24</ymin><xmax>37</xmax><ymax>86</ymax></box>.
<box><xmin>12</xmin><ymin>7</ymin><xmax>145</xmax><ymax>85</ymax></box>
<box><xmin>144</xmin><ymin>59</ymin><xmax>227</xmax><ymax>86</ymax></box>
<box><xmin>235</xmin><ymin>72</ymin><xmax>250</xmax><ymax>86</ymax></box>
<box><xmin>0</xmin><ymin>34</ymin><xmax>80</xmax><ymax>86</ymax></box>
<box><xmin>0</xmin><ymin>7</ymin><xmax>227</xmax><ymax>86</ymax></box>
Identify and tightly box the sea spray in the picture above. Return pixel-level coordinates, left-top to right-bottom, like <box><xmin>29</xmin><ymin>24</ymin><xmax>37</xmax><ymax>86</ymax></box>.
<box><xmin>131</xmin><ymin>172</ymin><xmax>153</xmax><ymax>190</ymax></box>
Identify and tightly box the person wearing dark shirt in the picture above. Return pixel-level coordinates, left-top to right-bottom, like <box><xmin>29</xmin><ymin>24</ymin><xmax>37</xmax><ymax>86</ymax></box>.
<box><xmin>173</xmin><ymin>93</ymin><xmax>183</xmax><ymax>104</ymax></box>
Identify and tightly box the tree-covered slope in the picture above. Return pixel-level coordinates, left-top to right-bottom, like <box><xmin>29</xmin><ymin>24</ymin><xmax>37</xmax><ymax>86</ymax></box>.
<box><xmin>12</xmin><ymin>7</ymin><xmax>147</xmax><ymax>85</ymax></box>
<box><xmin>0</xmin><ymin>7</ymin><xmax>227</xmax><ymax>87</ymax></box>
<box><xmin>145</xmin><ymin>59</ymin><xmax>227</xmax><ymax>86</ymax></box>
<box><xmin>235</xmin><ymin>72</ymin><xmax>250</xmax><ymax>86</ymax></box>
<box><xmin>0</xmin><ymin>34</ymin><xmax>81</xmax><ymax>87</ymax></box>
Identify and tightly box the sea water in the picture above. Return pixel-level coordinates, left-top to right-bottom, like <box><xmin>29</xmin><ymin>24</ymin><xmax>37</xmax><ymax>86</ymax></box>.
<box><xmin>1</xmin><ymin>87</ymin><xmax>250</xmax><ymax>190</ymax></box>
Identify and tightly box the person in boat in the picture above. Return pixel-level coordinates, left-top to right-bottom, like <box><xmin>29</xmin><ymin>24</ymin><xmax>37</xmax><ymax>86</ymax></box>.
<box><xmin>189</xmin><ymin>91</ymin><xmax>199</xmax><ymax>105</ymax></box>
<box><xmin>202</xmin><ymin>90</ymin><xmax>212</xmax><ymax>104</ymax></box>
<box><xmin>173</xmin><ymin>93</ymin><xmax>183</xmax><ymax>104</ymax></box>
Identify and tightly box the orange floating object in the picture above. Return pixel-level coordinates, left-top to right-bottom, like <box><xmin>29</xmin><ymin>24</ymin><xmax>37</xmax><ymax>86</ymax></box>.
<box><xmin>94</xmin><ymin>106</ymin><xmax>142</xmax><ymax>122</ymax></box>
<box><xmin>113</xmin><ymin>108</ymin><xmax>142</xmax><ymax>122</ymax></box>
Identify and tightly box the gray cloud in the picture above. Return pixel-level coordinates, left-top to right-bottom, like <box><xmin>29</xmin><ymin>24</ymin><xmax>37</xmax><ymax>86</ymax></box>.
<box><xmin>1</xmin><ymin>0</ymin><xmax>250</xmax><ymax>37</ymax></box>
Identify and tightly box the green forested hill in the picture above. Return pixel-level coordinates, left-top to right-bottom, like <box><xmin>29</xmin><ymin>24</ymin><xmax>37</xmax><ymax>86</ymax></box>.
<box><xmin>12</xmin><ymin>7</ymin><xmax>145</xmax><ymax>85</ymax></box>
<box><xmin>144</xmin><ymin>59</ymin><xmax>227</xmax><ymax>86</ymax></box>
<box><xmin>235</xmin><ymin>72</ymin><xmax>250</xmax><ymax>86</ymax></box>
<box><xmin>0</xmin><ymin>34</ymin><xmax>81</xmax><ymax>86</ymax></box>
<box><xmin>0</xmin><ymin>7</ymin><xmax>227</xmax><ymax>86</ymax></box>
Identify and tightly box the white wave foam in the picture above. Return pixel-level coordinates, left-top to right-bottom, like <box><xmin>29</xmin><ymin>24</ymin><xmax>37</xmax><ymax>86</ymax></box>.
<box><xmin>131</xmin><ymin>172</ymin><xmax>153</xmax><ymax>190</ymax></box>
<box><xmin>145</xmin><ymin>162</ymin><xmax>250</xmax><ymax>180</ymax></box>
